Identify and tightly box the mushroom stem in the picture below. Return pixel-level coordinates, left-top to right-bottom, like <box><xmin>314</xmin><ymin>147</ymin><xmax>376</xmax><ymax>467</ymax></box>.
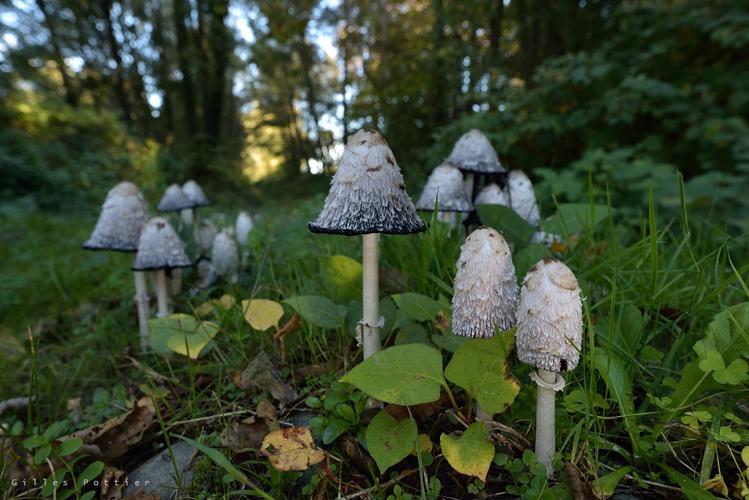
<box><xmin>535</xmin><ymin>369</ymin><xmax>557</xmax><ymax>478</ymax></box>
<box><xmin>476</xmin><ymin>404</ymin><xmax>491</xmax><ymax>423</ymax></box>
<box><xmin>180</xmin><ymin>208</ymin><xmax>194</xmax><ymax>224</ymax></box>
<box><xmin>132</xmin><ymin>268</ymin><xmax>150</xmax><ymax>350</ymax></box>
<box><xmin>169</xmin><ymin>268</ymin><xmax>182</xmax><ymax>296</ymax></box>
<box><xmin>361</xmin><ymin>233</ymin><xmax>381</xmax><ymax>360</ymax></box>
<box><xmin>154</xmin><ymin>269</ymin><xmax>170</xmax><ymax>317</ymax></box>
<box><xmin>463</xmin><ymin>172</ymin><xmax>474</xmax><ymax>199</ymax></box>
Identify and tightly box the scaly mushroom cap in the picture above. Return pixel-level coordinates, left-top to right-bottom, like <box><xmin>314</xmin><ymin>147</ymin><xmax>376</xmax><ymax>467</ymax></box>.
<box><xmin>235</xmin><ymin>211</ymin><xmax>254</xmax><ymax>245</ymax></box>
<box><xmin>416</xmin><ymin>163</ymin><xmax>473</xmax><ymax>212</ymax></box>
<box><xmin>451</xmin><ymin>227</ymin><xmax>518</xmax><ymax>338</ymax></box>
<box><xmin>196</xmin><ymin>220</ymin><xmax>217</xmax><ymax>254</ymax></box>
<box><xmin>475</xmin><ymin>183</ymin><xmax>510</xmax><ymax>207</ymax></box>
<box><xmin>446</xmin><ymin>129</ymin><xmax>505</xmax><ymax>174</ymax></box>
<box><xmin>516</xmin><ymin>258</ymin><xmax>582</xmax><ymax>372</ymax></box>
<box><xmin>157</xmin><ymin>184</ymin><xmax>193</xmax><ymax>212</ymax></box>
<box><xmin>132</xmin><ymin>217</ymin><xmax>191</xmax><ymax>270</ymax></box>
<box><xmin>182</xmin><ymin>180</ymin><xmax>210</xmax><ymax>207</ymax></box>
<box><xmin>308</xmin><ymin>130</ymin><xmax>426</xmax><ymax>235</ymax></box>
<box><xmin>83</xmin><ymin>182</ymin><xmax>149</xmax><ymax>252</ymax></box>
<box><xmin>212</xmin><ymin>228</ymin><xmax>239</xmax><ymax>278</ymax></box>
<box><xmin>508</xmin><ymin>170</ymin><xmax>540</xmax><ymax>227</ymax></box>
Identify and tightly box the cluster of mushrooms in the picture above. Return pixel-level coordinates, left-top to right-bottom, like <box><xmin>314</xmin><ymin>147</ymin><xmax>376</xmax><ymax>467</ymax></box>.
<box><xmin>309</xmin><ymin>129</ymin><xmax>582</xmax><ymax>478</ymax></box>
<box><xmin>83</xmin><ymin>180</ymin><xmax>255</xmax><ymax>350</ymax></box>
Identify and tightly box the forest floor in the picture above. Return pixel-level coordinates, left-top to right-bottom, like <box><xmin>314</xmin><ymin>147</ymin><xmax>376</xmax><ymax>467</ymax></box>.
<box><xmin>1</xmin><ymin>178</ymin><xmax>748</xmax><ymax>500</ymax></box>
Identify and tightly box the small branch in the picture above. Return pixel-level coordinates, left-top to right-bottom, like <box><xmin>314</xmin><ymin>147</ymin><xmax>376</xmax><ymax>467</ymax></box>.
<box><xmin>443</xmin><ymin>386</ymin><xmax>468</xmax><ymax>423</ymax></box>
<box><xmin>343</xmin><ymin>469</ymin><xmax>417</xmax><ymax>499</ymax></box>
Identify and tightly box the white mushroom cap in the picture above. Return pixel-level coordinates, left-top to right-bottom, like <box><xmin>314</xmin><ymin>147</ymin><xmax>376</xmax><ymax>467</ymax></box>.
<box><xmin>157</xmin><ymin>184</ymin><xmax>193</xmax><ymax>212</ymax></box>
<box><xmin>474</xmin><ymin>183</ymin><xmax>510</xmax><ymax>207</ymax></box>
<box><xmin>451</xmin><ymin>227</ymin><xmax>518</xmax><ymax>338</ymax></box>
<box><xmin>182</xmin><ymin>180</ymin><xmax>210</xmax><ymax>207</ymax></box>
<box><xmin>132</xmin><ymin>217</ymin><xmax>191</xmax><ymax>270</ymax></box>
<box><xmin>416</xmin><ymin>162</ymin><xmax>473</xmax><ymax>212</ymax></box>
<box><xmin>508</xmin><ymin>170</ymin><xmax>540</xmax><ymax>227</ymax></box>
<box><xmin>235</xmin><ymin>211</ymin><xmax>254</xmax><ymax>245</ymax></box>
<box><xmin>446</xmin><ymin>129</ymin><xmax>505</xmax><ymax>174</ymax></box>
<box><xmin>516</xmin><ymin>258</ymin><xmax>582</xmax><ymax>373</ymax></box>
<box><xmin>308</xmin><ymin>130</ymin><xmax>426</xmax><ymax>235</ymax></box>
<box><xmin>196</xmin><ymin>220</ymin><xmax>217</xmax><ymax>254</ymax></box>
<box><xmin>211</xmin><ymin>228</ymin><xmax>239</xmax><ymax>280</ymax></box>
<box><xmin>83</xmin><ymin>182</ymin><xmax>149</xmax><ymax>252</ymax></box>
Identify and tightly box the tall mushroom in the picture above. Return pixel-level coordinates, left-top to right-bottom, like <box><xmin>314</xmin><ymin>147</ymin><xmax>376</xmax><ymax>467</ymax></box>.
<box><xmin>182</xmin><ymin>179</ymin><xmax>210</xmax><ymax>225</ymax></box>
<box><xmin>132</xmin><ymin>217</ymin><xmax>192</xmax><ymax>318</ymax></box>
<box><xmin>508</xmin><ymin>170</ymin><xmax>540</xmax><ymax>227</ymax></box>
<box><xmin>416</xmin><ymin>162</ymin><xmax>473</xmax><ymax>228</ymax></box>
<box><xmin>515</xmin><ymin>258</ymin><xmax>582</xmax><ymax>478</ymax></box>
<box><xmin>309</xmin><ymin>130</ymin><xmax>425</xmax><ymax>360</ymax></box>
<box><xmin>157</xmin><ymin>184</ymin><xmax>193</xmax><ymax>215</ymax></box>
<box><xmin>84</xmin><ymin>182</ymin><xmax>151</xmax><ymax>349</ymax></box>
<box><xmin>474</xmin><ymin>183</ymin><xmax>510</xmax><ymax>207</ymax></box>
<box><xmin>212</xmin><ymin>228</ymin><xmax>239</xmax><ymax>283</ymax></box>
<box><xmin>446</xmin><ymin>129</ymin><xmax>506</xmax><ymax>199</ymax></box>
<box><xmin>235</xmin><ymin>211</ymin><xmax>254</xmax><ymax>246</ymax></box>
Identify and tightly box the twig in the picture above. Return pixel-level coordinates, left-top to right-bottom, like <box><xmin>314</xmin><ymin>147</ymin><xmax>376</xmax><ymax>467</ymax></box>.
<box><xmin>0</xmin><ymin>397</ymin><xmax>30</xmax><ymax>415</ymax></box>
<box><xmin>166</xmin><ymin>409</ymin><xmax>256</xmax><ymax>428</ymax></box>
<box><xmin>126</xmin><ymin>356</ymin><xmax>179</xmax><ymax>384</ymax></box>
<box><xmin>343</xmin><ymin>469</ymin><xmax>417</xmax><ymax>499</ymax></box>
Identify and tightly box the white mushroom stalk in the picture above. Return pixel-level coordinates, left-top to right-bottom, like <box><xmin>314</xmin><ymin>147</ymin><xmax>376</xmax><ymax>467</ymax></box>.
<box><xmin>508</xmin><ymin>170</ymin><xmax>540</xmax><ymax>227</ymax></box>
<box><xmin>446</xmin><ymin>129</ymin><xmax>506</xmax><ymax>199</ymax></box>
<box><xmin>133</xmin><ymin>217</ymin><xmax>192</xmax><ymax>318</ymax></box>
<box><xmin>212</xmin><ymin>228</ymin><xmax>240</xmax><ymax>283</ymax></box>
<box><xmin>515</xmin><ymin>258</ymin><xmax>582</xmax><ymax>478</ymax></box>
<box><xmin>416</xmin><ymin>162</ymin><xmax>473</xmax><ymax>229</ymax></box>
<box><xmin>83</xmin><ymin>182</ymin><xmax>150</xmax><ymax>350</ymax></box>
<box><xmin>309</xmin><ymin>130</ymin><xmax>425</xmax><ymax>361</ymax></box>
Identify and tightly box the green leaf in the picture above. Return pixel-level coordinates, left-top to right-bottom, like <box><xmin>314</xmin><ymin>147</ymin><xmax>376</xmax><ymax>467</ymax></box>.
<box><xmin>698</xmin><ymin>350</ymin><xmax>725</xmax><ymax>373</ymax></box>
<box><xmin>541</xmin><ymin>203</ymin><xmax>612</xmax><ymax>235</ymax></box>
<box><xmin>334</xmin><ymin>404</ymin><xmax>357</xmax><ymax>423</ymax></box>
<box><xmin>41</xmin><ymin>469</ymin><xmax>67</xmax><ymax>497</ymax></box>
<box><xmin>440</xmin><ymin>423</ymin><xmax>495</xmax><ymax>481</ymax></box>
<box><xmin>80</xmin><ymin>492</ymin><xmax>96</xmax><ymax>500</ymax></box>
<box><xmin>431</xmin><ymin>332</ymin><xmax>468</xmax><ymax>352</ymax></box>
<box><xmin>365</xmin><ymin>410</ymin><xmax>414</xmax><ymax>473</ymax></box>
<box><xmin>322</xmin><ymin>255</ymin><xmax>363</xmax><ymax>303</ymax></box>
<box><xmin>341</xmin><ymin>344</ymin><xmax>445</xmax><ymax>405</ymax></box>
<box><xmin>476</xmin><ymin>204</ymin><xmax>536</xmax><ymax>247</ymax></box>
<box><xmin>391</xmin><ymin>293</ymin><xmax>443</xmax><ymax>322</ymax></box>
<box><xmin>592</xmin><ymin>466</ymin><xmax>631</xmax><ymax>497</ymax></box>
<box><xmin>662</xmin><ymin>465</ymin><xmax>719</xmax><ymax>500</ymax></box>
<box><xmin>283</xmin><ymin>296</ymin><xmax>345</xmax><ymax>329</ymax></box>
<box><xmin>713</xmin><ymin>359</ymin><xmax>749</xmax><ymax>385</ymax></box>
<box><xmin>149</xmin><ymin>314</ymin><xmax>220</xmax><ymax>359</ymax></box>
<box><xmin>322</xmin><ymin>419</ymin><xmax>350</xmax><ymax>444</ymax></box>
<box><xmin>594</xmin><ymin>352</ymin><xmax>640</xmax><ymax>453</ymax></box>
<box><xmin>78</xmin><ymin>461</ymin><xmax>105</xmax><ymax>485</ymax></box>
<box><xmin>394</xmin><ymin>322</ymin><xmax>431</xmax><ymax>346</ymax></box>
<box><xmin>33</xmin><ymin>444</ymin><xmax>51</xmax><ymax>465</ymax></box>
<box><xmin>55</xmin><ymin>437</ymin><xmax>82</xmax><ymax>456</ymax></box>
<box><xmin>514</xmin><ymin>243</ymin><xmax>550</xmax><ymax>278</ymax></box>
<box><xmin>444</xmin><ymin>334</ymin><xmax>520</xmax><ymax>415</ymax></box>
<box><xmin>175</xmin><ymin>435</ymin><xmax>274</xmax><ymax>500</ymax></box>
<box><xmin>22</xmin><ymin>435</ymin><xmax>47</xmax><ymax>450</ymax></box>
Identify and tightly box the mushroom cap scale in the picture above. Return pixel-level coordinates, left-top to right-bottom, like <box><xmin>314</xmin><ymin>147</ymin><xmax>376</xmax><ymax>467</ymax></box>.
<box><xmin>508</xmin><ymin>170</ymin><xmax>540</xmax><ymax>227</ymax></box>
<box><xmin>308</xmin><ymin>130</ymin><xmax>426</xmax><ymax>236</ymax></box>
<box><xmin>416</xmin><ymin>163</ymin><xmax>473</xmax><ymax>212</ymax></box>
<box><xmin>515</xmin><ymin>258</ymin><xmax>582</xmax><ymax>373</ymax></box>
<box><xmin>157</xmin><ymin>184</ymin><xmax>193</xmax><ymax>212</ymax></box>
<box><xmin>83</xmin><ymin>182</ymin><xmax>149</xmax><ymax>253</ymax></box>
<box><xmin>446</xmin><ymin>129</ymin><xmax>505</xmax><ymax>174</ymax></box>
<box><xmin>212</xmin><ymin>229</ymin><xmax>239</xmax><ymax>278</ymax></box>
<box><xmin>451</xmin><ymin>227</ymin><xmax>518</xmax><ymax>338</ymax></box>
<box><xmin>475</xmin><ymin>183</ymin><xmax>510</xmax><ymax>207</ymax></box>
<box><xmin>132</xmin><ymin>217</ymin><xmax>192</xmax><ymax>270</ymax></box>
<box><xmin>182</xmin><ymin>180</ymin><xmax>210</xmax><ymax>207</ymax></box>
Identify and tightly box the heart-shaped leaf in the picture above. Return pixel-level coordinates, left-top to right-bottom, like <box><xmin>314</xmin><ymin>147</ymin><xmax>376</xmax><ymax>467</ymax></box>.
<box><xmin>440</xmin><ymin>423</ymin><xmax>495</xmax><ymax>481</ymax></box>
<box><xmin>283</xmin><ymin>296</ymin><xmax>345</xmax><ymax>329</ymax></box>
<box><xmin>242</xmin><ymin>299</ymin><xmax>284</xmax><ymax>331</ymax></box>
<box><xmin>366</xmin><ymin>410</ymin><xmax>414</xmax><ymax>473</ymax></box>
<box><xmin>149</xmin><ymin>314</ymin><xmax>220</xmax><ymax>359</ymax></box>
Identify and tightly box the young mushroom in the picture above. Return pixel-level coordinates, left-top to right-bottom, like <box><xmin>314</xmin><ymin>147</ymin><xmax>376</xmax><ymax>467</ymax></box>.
<box><xmin>474</xmin><ymin>183</ymin><xmax>510</xmax><ymax>207</ymax></box>
<box><xmin>515</xmin><ymin>258</ymin><xmax>582</xmax><ymax>478</ymax></box>
<box><xmin>132</xmin><ymin>217</ymin><xmax>192</xmax><ymax>318</ymax></box>
<box><xmin>83</xmin><ymin>182</ymin><xmax>151</xmax><ymax>350</ymax></box>
<box><xmin>235</xmin><ymin>211</ymin><xmax>254</xmax><ymax>246</ymax></box>
<box><xmin>157</xmin><ymin>183</ymin><xmax>193</xmax><ymax>215</ymax></box>
<box><xmin>212</xmin><ymin>228</ymin><xmax>240</xmax><ymax>283</ymax></box>
<box><xmin>182</xmin><ymin>179</ymin><xmax>210</xmax><ymax>225</ymax></box>
<box><xmin>195</xmin><ymin>219</ymin><xmax>218</xmax><ymax>256</ymax></box>
<box><xmin>309</xmin><ymin>130</ymin><xmax>425</xmax><ymax>360</ymax></box>
<box><xmin>416</xmin><ymin>162</ymin><xmax>473</xmax><ymax>228</ymax></box>
<box><xmin>446</xmin><ymin>129</ymin><xmax>506</xmax><ymax>199</ymax></box>
<box><xmin>508</xmin><ymin>169</ymin><xmax>540</xmax><ymax>227</ymax></box>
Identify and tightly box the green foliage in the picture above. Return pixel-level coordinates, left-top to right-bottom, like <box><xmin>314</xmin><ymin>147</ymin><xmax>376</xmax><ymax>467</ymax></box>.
<box><xmin>440</xmin><ymin>423</ymin><xmax>495</xmax><ymax>482</ymax></box>
<box><xmin>283</xmin><ymin>295</ymin><xmax>346</xmax><ymax>329</ymax></box>
<box><xmin>149</xmin><ymin>314</ymin><xmax>221</xmax><ymax>359</ymax></box>
<box><xmin>365</xmin><ymin>410</ymin><xmax>415</xmax><ymax>473</ymax></box>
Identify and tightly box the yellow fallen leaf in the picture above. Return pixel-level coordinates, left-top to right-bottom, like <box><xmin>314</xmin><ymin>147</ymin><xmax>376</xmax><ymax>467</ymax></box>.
<box><xmin>410</xmin><ymin>433</ymin><xmax>433</xmax><ymax>456</ymax></box>
<box><xmin>440</xmin><ymin>423</ymin><xmax>494</xmax><ymax>482</ymax></box>
<box><xmin>742</xmin><ymin>445</ymin><xmax>749</xmax><ymax>467</ymax></box>
<box><xmin>261</xmin><ymin>427</ymin><xmax>325</xmax><ymax>471</ymax></box>
<box><xmin>242</xmin><ymin>299</ymin><xmax>284</xmax><ymax>331</ymax></box>
<box><xmin>194</xmin><ymin>301</ymin><xmax>215</xmax><ymax>317</ymax></box>
<box><xmin>194</xmin><ymin>294</ymin><xmax>235</xmax><ymax>317</ymax></box>
<box><xmin>703</xmin><ymin>474</ymin><xmax>728</xmax><ymax>496</ymax></box>
<box><xmin>217</xmin><ymin>294</ymin><xmax>236</xmax><ymax>309</ymax></box>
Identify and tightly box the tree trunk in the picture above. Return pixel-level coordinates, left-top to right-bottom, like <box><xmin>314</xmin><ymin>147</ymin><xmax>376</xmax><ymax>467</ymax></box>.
<box><xmin>35</xmin><ymin>0</ymin><xmax>78</xmax><ymax>106</ymax></box>
<box><xmin>173</xmin><ymin>0</ymin><xmax>199</xmax><ymax>140</ymax></box>
<box><xmin>100</xmin><ymin>0</ymin><xmax>134</xmax><ymax>124</ymax></box>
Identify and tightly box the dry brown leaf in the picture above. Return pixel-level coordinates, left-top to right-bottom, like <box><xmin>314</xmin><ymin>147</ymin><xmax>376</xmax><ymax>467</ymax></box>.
<box><xmin>100</xmin><ymin>466</ymin><xmax>126</xmax><ymax>500</ymax></box>
<box><xmin>221</xmin><ymin>416</ymin><xmax>270</xmax><ymax>453</ymax></box>
<box><xmin>234</xmin><ymin>351</ymin><xmax>298</xmax><ymax>403</ymax></box>
<box><xmin>127</xmin><ymin>488</ymin><xmax>161</xmax><ymax>500</ymax></box>
<box><xmin>261</xmin><ymin>427</ymin><xmax>325</xmax><ymax>471</ymax></box>
<box><xmin>256</xmin><ymin>399</ymin><xmax>278</xmax><ymax>422</ymax></box>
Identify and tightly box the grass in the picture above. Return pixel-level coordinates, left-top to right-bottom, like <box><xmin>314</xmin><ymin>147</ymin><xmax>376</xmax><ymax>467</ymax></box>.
<box><xmin>1</xmin><ymin>177</ymin><xmax>748</xmax><ymax>499</ymax></box>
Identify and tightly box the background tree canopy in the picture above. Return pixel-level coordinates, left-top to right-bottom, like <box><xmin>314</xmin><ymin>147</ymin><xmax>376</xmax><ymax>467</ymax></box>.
<box><xmin>1</xmin><ymin>0</ymin><xmax>748</xmax><ymax>211</ymax></box>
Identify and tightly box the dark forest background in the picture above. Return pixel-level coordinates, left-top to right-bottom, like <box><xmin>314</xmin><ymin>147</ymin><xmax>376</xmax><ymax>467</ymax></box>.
<box><xmin>1</xmin><ymin>0</ymin><xmax>748</xmax><ymax>213</ymax></box>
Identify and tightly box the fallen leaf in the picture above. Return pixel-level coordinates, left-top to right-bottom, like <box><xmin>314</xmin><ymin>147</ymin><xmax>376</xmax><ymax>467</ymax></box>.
<box><xmin>242</xmin><ymin>299</ymin><xmax>285</xmax><ymax>331</ymax></box>
<box><xmin>440</xmin><ymin>423</ymin><xmax>495</xmax><ymax>481</ymax></box>
<box><xmin>261</xmin><ymin>427</ymin><xmax>325</xmax><ymax>471</ymax></box>
<box><xmin>235</xmin><ymin>351</ymin><xmax>299</xmax><ymax>403</ymax></box>
<box><xmin>100</xmin><ymin>466</ymin><xmax>126</xmax><ymax>499</ymax></box>
<box><xmin>256</xmin><ymin>399</ymin><xmax>278</xmax><ymax>422</ymax></box>
<box><xmin>703</xmin><ymin>474</ymin><xmax>728</xmax><ymax>496</ymax></box>
<box><xmin>221</xmin><ymin>417</ymin><xmax>270</xmax><ymax>453</ymax></box>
